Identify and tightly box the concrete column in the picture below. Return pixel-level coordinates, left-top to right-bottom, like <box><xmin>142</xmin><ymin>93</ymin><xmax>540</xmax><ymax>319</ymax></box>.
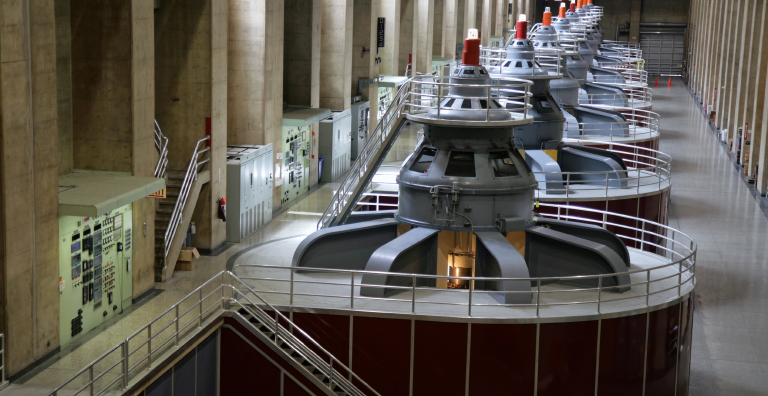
<box><xmin>399</xmin><ymin>0</ymin><xmax>415</xmax><ymax>75</ymax></box>
<box><xmin>748</xmin><ymin>0</ymin><xmax>767</xmax><ymax>180</ymax></box>
<box><xmin>131</xmin><ymin>0</ymin><xmax>158</xmax><ymax>299</ymax></box>
<box><xmin>737</xmin><ymin>0</ymin><xmax>763</xmax><ymax>167</ymax></box>
<box><xmin>56</xmin><ymin>0</ymin><xmax>73</xmax><ymax>175</ymax></box>
<box><xmin>731</xmin><ymin>0</ymin><xmax>750</xmax><ymax>141</ymax></box>
<box><xmin>433</xmin><ymin>0</ymin><xmax>444</xmax><ymax>55</ymax></box>
<box><xmin>353</xmin><ymin>0</ymin><xmax>382</xmax><ymax>130</ymax></box>
<box><xmin>0</xmin><ymin>0</ymin><xmax>60</xmax><ymax>375</ymax></box>
<box><xmin>480</xmin><ymin>0</ymin><xmax>491</xmax><ymax>46</ymax></box>
<box><xmin>379</xmin><ymin>0</ymin><xmax>402</xmax><ymax>75</ymax></box>
<box><xmin>725</xmin><ymin>0</ymin><xmax>744</xmax><ymax>142</ymax></box>
<box><xmin>464</xmin><ymin>0</ymin><xmax>477</xmax><ymax>30</ymax></box>
<box><xmin>493</xmin><ymin>0</ymin><xmax>505</xmax><ymax>38</ymax></box>
<box><xmin>455</xmin><ymin>0</ymin><xmax>465</xmax><ymax>48</ymax></box>
<box><xmin>412</xmin><ymin>0</ymin><xmax>436</xmax><ymax>74</ymax></box>
<box><xmin>320</xmin><ymin>0</ymin><xmax>354</xmax><ymax>109</ymax></box>
<box><xmin>155</xmin><ymin>0</ymin><xmax>228</xmax><ymax>252</ymax></box>
<box><xmin>706</xmin><ymin>0</ymin><xmax>724</xmax><ymax>109</ymax></box>
<box><xmin>628</xmin><ymin>0</ymin><xmax>641</xmax><ymax>42</ymax></box>
<box><xmin>442</xmin><ymin>0</ymin><xmax>459</xmax><ymax>59</ymax></box>
<box><xmin>758</xmin><ymin>65</ymin><xmax>768</xmax><ymax>194</ymax></box>
<box><xmin>713</xmin><ymin>0</ymin><xmax>730</xmax><ymax>128</ymax></box>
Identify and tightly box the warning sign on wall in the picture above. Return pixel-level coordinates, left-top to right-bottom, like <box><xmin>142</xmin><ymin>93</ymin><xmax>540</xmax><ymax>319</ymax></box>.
<box><xmin>149</xmin><ymin>188</ymin><xmax>167</xmax><ymax>199</ymax></box>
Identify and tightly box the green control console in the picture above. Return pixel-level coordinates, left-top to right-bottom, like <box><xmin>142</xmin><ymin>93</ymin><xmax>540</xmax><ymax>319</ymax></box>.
<box><xmin>58</xmin><ymin>204</ymin><xmax>133</xmax><ymax>346</ymax></box>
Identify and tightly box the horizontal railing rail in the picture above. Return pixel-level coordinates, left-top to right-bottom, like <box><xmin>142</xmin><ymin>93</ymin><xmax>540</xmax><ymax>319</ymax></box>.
<box><xmin>480</xmin><ymin>47</ymin><xmax>564</xmax><ymax>77</ymax></box>
<box><xmin>233</xmin><ymin>203</ymin><xmax>696</xmax><ymax>318</ymax></box>
<box><xmin>153</xmin><ymin>120</ymin><xmax>169</xmax><ymax>178</ymax></box>
<box><xmin>590</xmin><ymin>67</ymin><xmax>648</xmax><ymax>86</ymax></box>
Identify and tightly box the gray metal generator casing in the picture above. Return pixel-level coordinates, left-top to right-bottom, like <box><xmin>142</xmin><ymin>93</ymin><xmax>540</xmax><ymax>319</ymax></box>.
<box><xmin>350</xmin><ymin>101</ymin><xmax>369</xmax><ymax>161</ymax></box>
<box><xmin>319</xmin><ymin>109</ymin><xmax>352</xmax><ymax>182</ymax></box>
<box><xmin>226</xmin><ymin>144</ymin><xmax>274</xmax><ymax>242</ymax></box>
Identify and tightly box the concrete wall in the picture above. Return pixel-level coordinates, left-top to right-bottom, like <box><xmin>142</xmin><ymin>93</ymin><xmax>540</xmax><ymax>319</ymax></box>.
<box><xmin>71</xmin><ymin>1</ymin><xmax>134</xmax><ymax>172</ymax></box>
<box><xmin>155</xmin><ymin>0</ymin><xmax>227</xmax><ymax>252</ymax></box>
<box><xmin>284</xmin><ymin>0</ymin><xmax>319</xmax><ymax>107</ymax></box>
<box><xmin>399</xmin><ymin>0</ymin><xmax>415</xmax><ymax>75</ymax></box>
<box><xmin>56</xmin><ymin>0</ymin><xmax>74</xmax><ymax>176</ymax></box>
<box><xmin>321</xmin><ymin>0</ymin><xmax>354</xmax><ymax>110</ymax></box>
<box><xmin>0</xmin><ymin>0</ymin><xmax>60</xmax><ymax>375</ymax></box>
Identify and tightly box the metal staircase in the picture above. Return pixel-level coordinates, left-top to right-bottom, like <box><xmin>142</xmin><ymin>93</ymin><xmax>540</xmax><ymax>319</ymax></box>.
<box><xmin>154</xmin><ymin>135</ymin><xmax>211</xmax><ymax>282</ymax></box>
<box><xmin>318</xmin><ymin>79</ymin><xmax>412</xmax><ymax>229</ymax></box>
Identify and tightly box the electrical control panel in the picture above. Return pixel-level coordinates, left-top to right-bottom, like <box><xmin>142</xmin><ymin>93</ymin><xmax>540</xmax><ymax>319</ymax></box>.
<box><xmin>318</xmin><ymin>109</ymin><xmax>352</xmax><ymax>183</ymax></box>
<box><xmin>59</xmin><ymin>204</ymin><xmax>132</xmax><ymax>346</ymax></box>
<box><xmin>280</xmin><ymin>125</ymin><xmax>311</xmax><ymax>205</ymax></box>
<box><xmin>377</xmin><ymin>86</ymin><xmax>393</xmax><ymax>121</ymax></box>
<box><xmin>226</xmin><ymin>144</ymin><xmax>274</xmax><ymax>242</ymax></box>
<box><xmin>350</xmin><ymin>101</ymin><xmax>370</xmax><ymax>161</ymax></box>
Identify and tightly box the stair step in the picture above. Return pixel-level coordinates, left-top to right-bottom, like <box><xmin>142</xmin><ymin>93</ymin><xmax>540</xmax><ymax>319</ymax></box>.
<box><xmin>157</xmin><ymin>208</ymin><xmax>173</xmax><ymax>214</ymax></box>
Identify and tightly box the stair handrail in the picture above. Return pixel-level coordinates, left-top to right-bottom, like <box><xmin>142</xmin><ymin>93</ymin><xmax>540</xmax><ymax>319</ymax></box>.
<box><xmin>229</xmin><ymin>273</ymin><xmax>381</xmax><ymax>396</ymax></box>
<box><xmin>317</xmin><ymin>79</ymin><xmax>412</xmax><ymax>229</ymax></box>
<box><xmin>163</xmin><ymin>136</ymin><xmax>211</xmax><ymax>269</ymax></box>
<box><xmin>153</xmin><ymin>120</ymin><xmax>169</xmax><ymax>178</ymax></box>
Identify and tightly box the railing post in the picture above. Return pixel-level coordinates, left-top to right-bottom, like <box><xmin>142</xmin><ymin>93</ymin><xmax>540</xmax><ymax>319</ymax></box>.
<box><xmin>199</xmin><ymin>289</ymin><xmax>203</xmax><ymax>328</ymax></box>
<box><xmin>274</xmin><ymin>310</ymin><xmax>279</xmax><ymax>345</ymax></box>
<box><xmin>597</xmin><ymin>276</ymin><xmax>603</xmax><ymax>314</ymax></box>
<box><xmin>175</xmin><ymin>305</ymin><xmax>180</xmax><ymax>348</ymax></box>
<box><xmin>646</xmin><ymin>269</ymin><xmax>651</xmax><ymax>307</ymax></box>
<box><xmin>147</xmin><ymin>324</ymin><xmax>152</xmax><ymax>369</ymax></box>
<box><xmin>290</xmin><ymin>269</ymin><xmax>294</xmax><ymax>307</ymax></box>
<box><xmin>412</xmin><ymin>275</ymin><xmax>417</xmax><ymax>314</ymax></box>
<box><xmin>536</xmin><ymin>279</ymin><xmax>541</xmax><ymax>317</ymax></box>
<box><xmin>350</xmin><ymin>272</ymin><xmax>355</xmax><ymax>310</ymax></box>
<box><xmin>329</xmin><ymin>359</ymin><xmax>334</xmax><ymax>390</ymax></box>
<box><xmin>122</xmin><ymin>342</ymin><xmax>129</xmax><ymax>390</ymax></box>
<box><xmin>89</xmin><ymin>365</ymin><xmax>94</xmax><ymax>396</ymax></box>
<box><xmin>468</xmin><ymin>280</ymin><xmax>473</xmax><ymax>317</ymax></box>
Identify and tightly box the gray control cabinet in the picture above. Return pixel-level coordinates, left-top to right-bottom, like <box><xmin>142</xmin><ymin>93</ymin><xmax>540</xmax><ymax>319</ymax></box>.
<box><xmin>226</xmin><ymin>144</ymin><xmax>274</xmax><ymax>242</ymax></box>
<box><xmin>350</xmin><ymin>101</ymin><xmax>370</xmax><ymax>160</ymax></box>
<box><xmin>318</xmin><ymin>109</ymin><xmax>352</xmax><ymax>182</ymax></box>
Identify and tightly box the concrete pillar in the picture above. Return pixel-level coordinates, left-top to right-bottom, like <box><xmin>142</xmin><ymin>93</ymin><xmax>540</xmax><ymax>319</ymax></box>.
<box><xmin>737</xmin><ymin>0</ymin><xmax>764</xmax><ymax>167</ymax></box>
<box><xmin>131</xmin><ymin>0</ymin><xmax>159</xmax><ymax>300</ymax></box>
<box><xmin>731</xmin><ymin>0</ymin><xmax>750</xmax><ymax>142</ymax></box>
<box><xmin>380</xmin><ymin>0</ymin><xmax>402</xmax><ymax>75</ymax></box>
<box><xmin>629</xmin><ymin>0</ymin><xmax>642</xmax><ymax>42</ymax></box>
<box><xmin>748</xmin><ymin>0</ymin><xmax>767</xmax><ymax>181</ymax></box>
<box><xmin>0</xmin><ymin>0</ymin><xmax>60</xmax><ymax>375</ymax></box>
<box><xmin>758</xmin><ymin>66</ymin><xmax>768</xmax><ymax>193</ymax></box>
<box><xmin>480</xmin><ymin>0</ymin><xmax>492</xmax><ymax>46</ymax></box>
<box><xmin>442</xmin><ymin>0</ymin><xmax>459</xmax><ymax>59</ymax></box>
<box><xmin>399</xmin><ymin>0</ymin><xmax>415</xmax><ymax>75</ymax></box>
<box><xmin>725</xmin><ymin>0</ymin><xmax>744</xmax><ymax>142</ymax></box>
<box><xmin>353</xmin><ymin>0</ymin><xmax>382</xmax><ymax>130</ymax></box>
<box><xmin>493</xmin><ymin>0</ymin><xmax>505</xmax><ymax>38</ymax></box>
<box><xmin>320</xmin><ymin>0</ymin><xmax>354</xmax><ymax>109</ymax></box>
<box><xmin>455</xmin><ymin>0</ymin><xmax>465</xmax><ymax>49</ymax></box>
<box><xmin>465</xmin><ymin>0</ymin><xmax>477</xmax><ymax>30</ymax></box>
<box><xmin>433</xmin><ymin>0</ymin><xmax>444</xmax><ymax>55</ymax></box>
<box><xmin>155</xmin><ymin>0</ymin><xmax>228</xmax><ymax>253</ymax></box>
<box><xmin>713</xmin><ymin>0</ymin><xmax>730</xmax><ymax>127</ymax></box>
<box><xmin>56</xmin><ymin>0</ymin><xmax>73</xmax><ymax>176</ymax></box>
<box><xmin>412</xmin><ymin>0</ymin><xmax>436</xmax><ymax>74</ymax></box>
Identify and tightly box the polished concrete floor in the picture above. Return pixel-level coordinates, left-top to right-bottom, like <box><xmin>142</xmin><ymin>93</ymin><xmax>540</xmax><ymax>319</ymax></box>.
<box><xmin>4</xmin><ymin>79</ymin><xmax>768</xmax><ymax>395</ymax></box>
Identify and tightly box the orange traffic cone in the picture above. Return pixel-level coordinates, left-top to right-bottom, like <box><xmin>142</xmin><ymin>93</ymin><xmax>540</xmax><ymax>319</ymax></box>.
<box><xmin>668</xmin><ymin>78</ymin><xmax>672</xmax><ymax>86</ymax></box>
<box><xmin>655</xmin><ymin>78</ymin><xmax>658</xmax><ymax>86</ymax></box>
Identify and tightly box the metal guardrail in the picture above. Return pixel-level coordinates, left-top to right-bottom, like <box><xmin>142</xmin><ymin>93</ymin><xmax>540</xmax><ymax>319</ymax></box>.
<box><xmin>590</xmin><ymin>66</ymin><xmax>648</xmax><ymax>86</ymax></box>
<box><xmin>479</xmin><ymin>47</ymin><xmax>564</xmax><ymax>77</ymax></box>
<box><xmin>565</xmin><ymin>108</ymin><xmax>660</xmax><ymax>141</ymax></box>
<box><xmin>153</xmin><ymin>120</ymin><xmax>168</xmax><ymax>178</ymax></box>
<box><xmin>233</xmin><ymin>203</ymin><xmax>696</xmax><ymax>318</ymax></box>
<box><xmin>579</xmin><ymin>84</ymin><xmax>654</xmax><ymax>109</ymax></box>
<box><xmin>162</xmin><ymin>136</ymin><xmax>211</xmax><ymax>269</ymax></box>
<box><xmin>357</xmin><ymin>142</ymin><xmax>669</xmax><ymax>204</ymax></box>
<box><xmin>402</xmin><ymin>75</ymin><xmax>533</xmax><ymax>124</ymax></box>
<box><xmin>48</xmin><ymin>272</ymin><xmax>379</xmax><ymax>396</ymax></box>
